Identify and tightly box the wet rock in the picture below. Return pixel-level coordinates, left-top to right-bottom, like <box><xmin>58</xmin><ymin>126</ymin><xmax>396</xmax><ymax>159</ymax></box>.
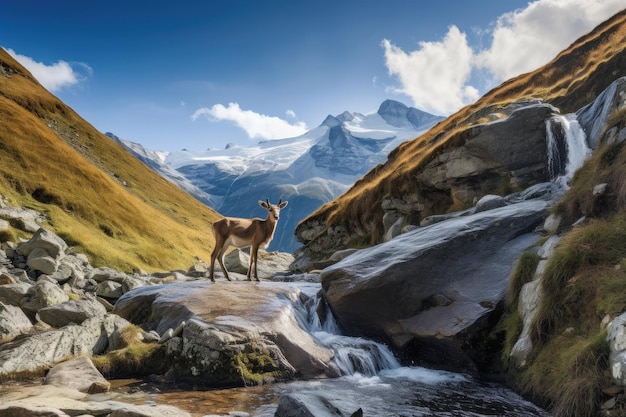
<box><xmin>114</xmin><ymin>281</ymin><xmax>333</xmax><ymax>386</ymax></box>
<box><xmin>321</xmin><ymin>199</ymin><xmax>549</xmax><ymax>372</ymax></box>
<box><xmin>275</xmin><ymin>392</ymin><xmax>362</xmax><ymax>417</ymax></box>
<box><xmin>474</xmin><ymin>194</ymin><xmax>506</xmax><ymax>213</ymax></box>
<box><xmin>0</xmin><ymin>384</ymin><xmax>192</xmax><ymax>417</ymax></box>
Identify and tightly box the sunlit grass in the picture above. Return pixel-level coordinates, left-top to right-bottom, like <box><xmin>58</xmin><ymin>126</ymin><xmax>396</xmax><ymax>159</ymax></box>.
<box><xmin>0</xmin><ymin>50</ymin><xmax>221</xmax><ymax>272</ymax></box>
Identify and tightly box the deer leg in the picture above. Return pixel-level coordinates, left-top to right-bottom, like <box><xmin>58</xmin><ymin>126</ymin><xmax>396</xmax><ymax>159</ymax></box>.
<box><xmin>252</xmin><ymin>245</ymin><xmax>260</xmax><ymax>281</ymax></box>
<box><xmin>247</xmin><ymin>245</ymin><xmax>258</xmax><ymax>281</ymax></box>
<box><xmin>217</xmin><ymin>247</ymin><xmax>231</xmax><ymax>281</ymax></box>
<box><xmin>209</xmin><ymin>242</ymin><xmax>220</xmax><ymax>282</ymax></box>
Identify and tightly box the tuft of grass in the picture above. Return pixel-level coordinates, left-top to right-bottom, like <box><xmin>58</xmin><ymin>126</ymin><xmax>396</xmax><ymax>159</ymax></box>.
<box><xmin>92</xmin><ymin>343</ymin><xmax>168</xmax><ymax>378</ymax></box>
<box><xmin>520</xmin><ymin>332</ymin><xmax>610</xmax><ymax>417</ymax></box>
<box><xmin>506</xmin><ymin>252</ymin><xmax>541</xmax><ymax>309</ymax></box>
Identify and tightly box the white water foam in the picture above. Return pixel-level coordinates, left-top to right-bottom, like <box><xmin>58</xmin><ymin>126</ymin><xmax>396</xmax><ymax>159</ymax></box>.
<box><xmin>546</xmin><ymin>113</ymin><xmax>591</xmax><ymax>188</ymax></box>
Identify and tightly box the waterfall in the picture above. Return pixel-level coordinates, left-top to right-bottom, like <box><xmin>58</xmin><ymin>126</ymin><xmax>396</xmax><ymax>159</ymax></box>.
<box><xmin>545</xmin><ymin>114</ymin><xmax>591</xmax><ymax>188</ymax></box>
<box><xmin>292</xmin><ymin>289</ymin><xmax>400</xmax><ymax>376</ymax></box>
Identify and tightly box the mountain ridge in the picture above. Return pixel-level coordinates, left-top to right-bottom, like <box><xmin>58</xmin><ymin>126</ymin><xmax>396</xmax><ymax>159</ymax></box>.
<box><xmin>296</xmin><ymin>7</ymin><xmax>626</xmax><ymax>253</ymax></box>
<box><xmin>114</xmin><ymin>99</ymin><xmax>441</xmax><ymax>252</ymax></box>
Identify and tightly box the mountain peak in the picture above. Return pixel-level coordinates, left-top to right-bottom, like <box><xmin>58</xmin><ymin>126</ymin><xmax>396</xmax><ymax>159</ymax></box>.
<box><xmin>321</xmin><ymin>114</ymin><xmax>342</xmax><ymax>128</ymax></box>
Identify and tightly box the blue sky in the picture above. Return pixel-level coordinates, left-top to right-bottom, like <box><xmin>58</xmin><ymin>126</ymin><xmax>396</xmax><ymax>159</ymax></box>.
<box><xmin>2</xmin><ymin>0</ymin><xmax>624</xmax><ymax>151</ymax></box>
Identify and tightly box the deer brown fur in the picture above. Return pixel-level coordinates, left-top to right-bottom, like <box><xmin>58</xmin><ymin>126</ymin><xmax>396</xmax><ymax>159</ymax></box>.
<box><xmin>210</xmin><ymin>199</ymin><xmax>288</xmax><ymax>281</ymax></box>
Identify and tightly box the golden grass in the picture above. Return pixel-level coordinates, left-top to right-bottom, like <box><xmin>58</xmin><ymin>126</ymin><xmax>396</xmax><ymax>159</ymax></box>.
<box><xmin>298</xmin><ymin>8</ymin><xmax>626</xmax><ymax>250</ymax></box>
<box><xmin>0</xmin><ymin>49</ymin><xmax>221</xmax><ymax>272</ymax></box>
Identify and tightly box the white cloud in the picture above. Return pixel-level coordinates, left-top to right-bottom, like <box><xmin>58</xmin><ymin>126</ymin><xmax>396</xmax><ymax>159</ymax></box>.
<box><xmin>382</xmin><ymin>26</ymin><xmax>479</xmax><ymax>116</ymax></box>
<box><xmin>285</xmin><ymin>109</ymin><xmax>297</xmax><ymax>118</ymax></box>
<box><xmin>383</xmin><ymin>0</ymin><xmax>626</xmax><ymax>116</ymax></box>
<box><xmin>4</xmin><ymin>47</ymin><xmax>92</xmax><ymax>92</ymax></box>
<box><xmin>476</xmin><ymin>0</ymin><xmax>626</xmax><ymax>81</ymax></box>
<box><xmin>192</xmin><ymin>102</ymin><xmax>308</xmax><ymax>140</ymax></box>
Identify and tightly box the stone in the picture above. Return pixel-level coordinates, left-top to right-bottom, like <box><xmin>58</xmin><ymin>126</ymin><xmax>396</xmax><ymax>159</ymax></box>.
<box><xmin>89</xmin><ymin>267</ymin><xmax>129</xmax><ymax>283</ymax></box>
<box><xmin>0</xmin><ymin>272</ymin><xmax>16</xmax><ymax>285</ymax></box>
<box><xmin>114</xmin><ymin>281</ymin><xmax>333</xmax><ymax>385</ymax></box>
<box><xmin>0</xmin><ymin>281</ymin><xmax>31</xmax><ymax>306</ymax></box>
<box><xmin>538</xmin><ymin>235</ymin><xmax>561</xmax><ymax>259</ymax></box>
<box><xmin>38</xmin><ymin>299</ymin><xmax>107</xmax><ymax>328</ymax></box>
<box><xmin>16</xmin><ymin>228</ymin><xmax>67</xmax><ymax>259</ymax></box>
<box><xmin>26</xmin><ymin>247</ymin><xmax>58</xmax><ymax>275</ymax></box>
<box><xmin>0</xmin><ymin>302</ymin><xmax>32</xmax><ymax>342</ymax></box>
<box><xmin>474</xmin><ymin>194</ymin><xmax>507</xmax><ymax>213</ymax></box>
<box><xmin>44</xmin><ymin>356</ymin><xmax>110</xmax><ymax>393</ymax></box>
<box><xmin>0</xmin><ymin>384</ymin><xmax>191</xmax><ymax>417</ymax></box>
<box><xmin>321</xmin><ymin>199</ymin><xmax>549</xmax><ymax>372</ymax></box>
<box><xmin>20</xmin><ymin>280</ymin><xmax>69</xmax><ymax>315</ymax></box>
<box><xmin>96</xmin><ymin>280</ymin><xmax>123</xmax><ymax>299</ymax></box>
<box><xmin>593</xmin><ymin>183</ymin><xmax>608</xmax><ymax>195</ymax></box>
<box><xmin>607</xmin><ymin>312</ymin><xmax>626</xmax><ymax>385</ymax></box>
<box><xmin>0</xmin><ymin>316</ymin><xmax>114</xmax><ymax>378</ymax></box>
<box><xmin>275</xmin><ymin>393</ymin><xmax>362</xmax><ymax>417</ymax></box>
<box><xmin>224</xmin><ymin>249</ymin><xmax>295</xmax><ymax>279</ymax></box>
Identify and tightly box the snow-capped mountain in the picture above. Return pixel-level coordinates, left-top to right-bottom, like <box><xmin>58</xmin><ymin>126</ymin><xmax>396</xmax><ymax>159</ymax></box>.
<box><xmin>114</xmin><ymin>100</ymin><xmax>442</xmax><ymax>252</ymax></box>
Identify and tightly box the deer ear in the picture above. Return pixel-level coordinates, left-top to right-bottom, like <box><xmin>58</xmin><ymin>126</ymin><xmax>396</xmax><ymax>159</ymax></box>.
<box><xmin>259</xmin><ymin>200</ymin><xmax>269</xmax><ymax>209</ymax></box>
<box><xmin>279</xmin><ymin>201</ymin><xmax>288</xmax><ymax>208</ymax></box>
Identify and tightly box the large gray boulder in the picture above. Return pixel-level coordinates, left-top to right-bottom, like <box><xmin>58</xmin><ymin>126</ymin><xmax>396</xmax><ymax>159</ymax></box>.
<box><xmin>113</xmin><ymin>281</ymin><xmax>334</xmax><ymax>386</ymax></box>
<box><xmin>320</xmin><ymin>199</ymin><xmax>549</xmax><ymax>372</ymax></box>
<box><xmin>38</xmin><ymin>298</ymin><xmax>107</xmax><ymax>328</ymax></box>
<box><xmin>20</xmin><ymin>280</ymin><xmax>69</xmax><ymax>316</ymax></box>
<box><xmin>0</xmin><ymin>302</ymin><xmax>32</xmax><ymax>342</ymax></box>
<box><xmin>0</xmin><ymin>314</ymin><xmax>131</xmax><ymax>378</ymax></box>
<box><xmin>44</xmin><ymin>356</ymin><xmax>110</xmax><ymax>394</ymax></box>
<box><xmin>16</xmin><ymin>227</ymin><xmax>67</xmax><ymax>259</ymax></box>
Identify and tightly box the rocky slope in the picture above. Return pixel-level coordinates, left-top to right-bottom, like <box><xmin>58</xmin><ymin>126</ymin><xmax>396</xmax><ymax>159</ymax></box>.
<box><xmin>295</xmin><ymin>8</ymin><xmax>626</xmax><ymax>264</ymax></box>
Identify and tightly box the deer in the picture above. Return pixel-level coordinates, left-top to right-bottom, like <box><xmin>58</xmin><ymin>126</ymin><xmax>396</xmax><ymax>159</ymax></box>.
<box><xmin>209</xmin><ymin>199</ymin><xmax>288</xmax><ymax>282</ymax></box>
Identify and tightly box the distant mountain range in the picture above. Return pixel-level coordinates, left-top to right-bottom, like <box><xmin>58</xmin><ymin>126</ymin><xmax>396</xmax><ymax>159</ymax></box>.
<box><xmin>110</xmin><ymin>100</ymin><xmax>442</xmax><ymax>252</ymax></box>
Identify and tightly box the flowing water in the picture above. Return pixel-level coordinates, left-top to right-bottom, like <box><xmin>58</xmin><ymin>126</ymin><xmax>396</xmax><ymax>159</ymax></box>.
<box><xmin>546</xmin><ymin>113</ymin><xmax>591</xmax><ymax>188</ymax></box>
<box><xmin>106</xmin><ymin>284</ymin><xmax>548</xmax><ymax>416</ymax></box>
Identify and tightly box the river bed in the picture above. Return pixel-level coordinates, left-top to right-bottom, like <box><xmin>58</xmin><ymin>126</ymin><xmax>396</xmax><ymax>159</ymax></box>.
<box><xmin>105</xmin><ymin>366</ymin><xmax>548</xmax><ymax>417</ymax></box>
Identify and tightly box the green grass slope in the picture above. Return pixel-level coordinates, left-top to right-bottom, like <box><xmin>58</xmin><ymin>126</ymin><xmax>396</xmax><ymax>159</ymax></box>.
<box><xmin>0</xmin><ymin>49</ymin><xmax>221</xmax><ymax>272</ymax></box>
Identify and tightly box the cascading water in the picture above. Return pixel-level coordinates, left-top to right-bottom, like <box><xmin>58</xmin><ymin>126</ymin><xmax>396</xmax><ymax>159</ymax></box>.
<box><xmin>546</xmin><ymin>113</ymin><xmax>591</xmax><ymax>188</ymax></box>
<box><xmin>291</xmin><ymin>288</ymin><xmax>400</xmax><ymax>376</ymax></box>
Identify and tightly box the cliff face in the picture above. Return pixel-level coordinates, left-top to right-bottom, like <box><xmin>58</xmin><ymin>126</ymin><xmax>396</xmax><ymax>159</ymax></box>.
<box><xmin>294</xmin><ymin>9</ymin><xmax>626</xmax><ymax>264</ymax></box>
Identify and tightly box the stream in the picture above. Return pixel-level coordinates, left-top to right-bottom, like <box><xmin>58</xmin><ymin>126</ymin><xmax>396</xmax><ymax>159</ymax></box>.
<box><xmin>105</xmin><ymin>283</ymin><xmax>549</xmax><ymax>416</ymax></box>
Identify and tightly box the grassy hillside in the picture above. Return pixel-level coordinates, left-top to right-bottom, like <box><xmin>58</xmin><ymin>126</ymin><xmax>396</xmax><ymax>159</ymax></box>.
<box><xmin>299</xmin><ymin>8</ymin><xmax>626</xmax><ymax>248</ymax></box>
<box><xmin>0</xmin><ymin>49</ymin><xmax>221</xmax><ymax>272</ymax></box>
<box><xmin>499</xmin><ymin>110</ymin><xmax>626</xmax><ymax>417</ymax></box>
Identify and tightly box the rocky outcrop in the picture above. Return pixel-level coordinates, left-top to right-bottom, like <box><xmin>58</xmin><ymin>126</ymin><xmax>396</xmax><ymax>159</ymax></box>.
<box><xmin>577</xmin><ymin>76</ymin><xmax>626</xmax><ymax>149</ymax></box>
<box><xmin>113</xmin><ymin>281</ymin><xmax>334</xmax><ymax>386</ymax></box>
<box><xmin>294</xmin><ymin>101</ymin><xmax>559</xmax><ymax>267</ymax></box>
<box><xmin>320</xmin><ymin>185</ymin><xmax>555</xmax><ymax>372</ymax></box>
